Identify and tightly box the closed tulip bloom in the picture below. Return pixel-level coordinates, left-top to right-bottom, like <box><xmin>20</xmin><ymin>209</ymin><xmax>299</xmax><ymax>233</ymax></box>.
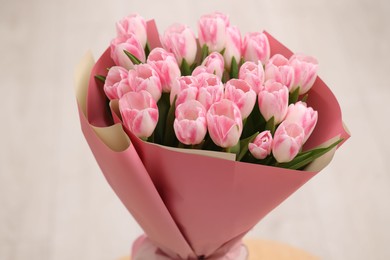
<box><xmin>123</xmin><ymin>64</ymin><xmax>162</xmax><ymax>102</ymax></box>
<box><xmin>249</xmin><ymin>130</ymin><xmax>273</xmax><ymax>159</ymax></box>
<box><xmin>258</xmin><ymin>81</ymin><xmax>289</xmax><ymax>124</ymax></box>
<box><xmin>119</xmin><ymin>90</ymin><xmax>159</xmax><ymax>139</ymax></box>
<box><xmin>198</xmin><ymin>12</ymin><xmax>229</xmax><ymax>52</ymax></box>
<box><xmin>147</xmin><ymin>47</ymin><xmax>181</xmax><ymax>92</ymax></box>
<box><xmin>116</xmin><ymin>14</ymin><xmax>147</xmax><ymax>47</ymax></box>
<box><xmin>170</xmin><ymin>76</ymin><xmax>199</xmax><ymax>106</ymax></box>
<box><xmin>201</xmin><ymin>52</ymin><xmax>225</xmax><ymax>79</ymax></box>
<box><xmin>224</xmin><ymin>79</ymin><xmax>256</xmax><ymax>119</ymax></box>
<box><xmin>196</xmin><ymin>73</ymin><xmax>224</xmax><ymax>110</ymax></box>
<box><xmin>265</xmin><ymin>54</ymin><xmax>295</xmax><ymax>91</ymax></box>
<box><xmin>289</xmin><ymin>54</ymin><xmax>318</xmax><ymax>94</ymax></box>
<box><xmin>242</xmin><ymin>32</ymin><xmax>270</xmax><ymax>66</ymax></box>
<box><xmin>284</xmin><ymin>101</ymin><xmax>318</xmax><ymax>143</ymax></box>
<box><xmin>239</xmin><ymin>61</ymin><xmax>265</xmax><ymax>94</ymax></box>
<box><xmin>223</xmin><ymin>26</ymin><xmax>242</xmax><ymax>70</ymax></box>
<box><xmin>110</xmin><ymin>34</ymin><xmax>146</xmax><ymax>70</ymax></box>
<box><xmin>103</xmin><ymin>66</ymin><xmax>129</xmax><ymax>100</ymax></box>
<box><xmin>207</xmin><ymin>99</ymin><xmax>243</xmax><ymax>148</ymax></box>
<box><xmin>272</xmin><ymin>121</ymin><xmax>304</xmax><ymax>163</ymax></box>
<box><xmin>162</xmin><ymin>23</ymin><xmax>197</xmax><ymax>65</ymax></box>
<box><xmin>174</xmin><ymin>100</ymin><xmax>207</xmax><ymax>145</ymax></box>
<box><xmin>191</xmin><ymin>65</ymin><xmax>208</xmax><ymax>77</ymax></box>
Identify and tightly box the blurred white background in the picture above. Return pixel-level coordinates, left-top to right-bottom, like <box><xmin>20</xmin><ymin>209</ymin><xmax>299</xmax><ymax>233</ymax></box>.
<box><xmin>1</xmin><ymin>0</ymin><xmax>389</xmax><ymax>259</ymax></box>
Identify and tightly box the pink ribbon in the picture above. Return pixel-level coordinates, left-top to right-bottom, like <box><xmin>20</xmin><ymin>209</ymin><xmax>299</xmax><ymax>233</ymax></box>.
<box><xmin>131</xmin><ymin>235</ymin><xmax>248</xmax><ymax>260</ymax></box>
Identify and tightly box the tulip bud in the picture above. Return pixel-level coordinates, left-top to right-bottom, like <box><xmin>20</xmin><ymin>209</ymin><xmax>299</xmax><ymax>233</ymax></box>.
<box><xmin>242</xmin><ymin>32</ymin><xmax>270</xmax><ymax>66</ymax></box>
<box><xmin>122</xmin><ymin>64</ymin><xmax>162</xmax><ymax>102</ymax></box>
<box><xmin>284</xmin><ymin>101</ymin><xmax>318</xmax><ymax>143</ymax></box>
<box><xmin>289</xmin><ymin>54</ymin><xmax>318</xmax><ymax>94</ymax></box>
<box><xmin>207</xmin><ymin>99</ymin><xmax>243</xmax><ymax>148</ymax></box>
<box><xmin>174</xmin><ymin>100</ymin><xmax>207</xmax><ymax>145</ymax></box>
<box><xmin>239</xmin><ymin>61</ymin><xmax>265</xmax><ymax>94</ymax></box>
<box><xmin>196</xmin><ymin>73</ymin><xmax>224</xmax><ymax>110</ymax></box>
<box><xmin>201</xmin><ymin>52</ymin><xmax>225</xmax><ymax>79</ymax></box>
<box><xmin>110</xmin><ymin>34</ymin><xmax>146</xmax><ymax>70</ymax></box>
<box><xmin>223</xmin><ymin>26</ymin><xmax>242</xmax><ymax>70</ymax></box>
<box><xmin>103</xmin><ymin>66</ymin><xmax>129</xmax><ymax>100</ymax></box>
<box><xmin>162</xmin><ymin>23</ymin><xmax>197</xmax><ymax>65</ymax></box>
<box><xmin>258</xmin><ymin>81</ymin><xmax>289</xmax><ymax>124</ymax></box>
<box><xmin>191</xmin><ymin>65</ymin><xmax>208</xmax><ymax>77</ymax></box>
<box><xmin>170</xmin><ymin>76</ymin><xmax>199</xmax><ymax>106</ymax></box>
<box><xmin>224</xmin><ymin>79</ymin><xmax>256</xmax><ymax>119</ymax></box>
<box><xmin>198</xmin><ymin>12</ymin><xmax>229</xmax><ymax>52</ymax></box>
<box><xmin>119</xmin><ymin>90</ymin><xmax>159</xmax><ymax>139</ymax></box>
<box><xmin>272</xmin><ymin>121</ymin><xmax>304</xmax><ymax>163</ymax></box>
<box><xmin>249</xmin><ymin>130</ymin><xmax>273</xmax><ymax>159</ymax></box>
<box><xmin>116</xmin><ymin>14</ymin><xmax>147</xmax><ymax>48</ymax></box>
<box><xmin>147</xmin><ymin>47</ymin><xmax>181</xmax><ymax>92</ymax></box>
<box><xmin>265</xmin><ymin>54</ymin><xmax>295</xmax><ymax>91</ymax></box>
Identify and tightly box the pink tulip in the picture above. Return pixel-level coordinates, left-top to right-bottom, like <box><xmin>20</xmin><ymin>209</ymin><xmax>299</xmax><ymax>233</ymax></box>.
<box><xmin>224</xmin><ymin>79</ymin><xmax>256</xmax><ymax>119</ymax></box>
<box><xmin>198</xmin><ymin>12</ymin><xmax>229</xmax><ymax>52</ymax></box>
<box><xmin>284</xmin><ymin>101</ymin><xmax>318</xmax><ymax>143</ymax></box>
<box><xmin>170</xmin><ymin>76</ymin><xmax>199</xmax><ymax>106</ymax></box>
<box><xmin>238</xmin><ymin>61</ymin><xmax>265</xmax><ymax>94</ymax></box>
<box><xmin>191</xmin><ymin>65</ymin><xmax>208</xmax><ymax>77</ymax></box>
<box><xmin>272</xmin><ymin>121</ymin><xmax>304</xmax><ymax>163</ymax></box>
<box><xmin>174</xmin><ymin>100</ymin><xmax>207</xmax><ymax>145</ymax></box>
<box><xmin>147</xmin><ymin>47</ymin><xmax>181</xmax><ymax>92</ymax></box>
<box><xmin>122</xmin><ymin>64</ymin><xmax>162</xmax><ymax>102</ymax></box>
<box><xmin>258</xmin><ymin>81</ymin><xmax>289</xmax><ymax>124</ymax></box>
<box><xmin>201</xmin><ymin>52</ymin><xmax>225</xmax><ymax>79</ymax></box>
<box><xmin>119</xmin><ymin>90</ymin><xmax>159</xmax><ymax>139</ymax></box>
<box><xmin>249</xmin><ymin>130</ymin><xmax>273</xmax><ymax>159</ymax></box>
<box><xmin>103</xmin><ymin>66</ymin><xmax>129</xmax><ymax>100</ymax></box>
<box><xmin>207</xmin><ymin>99</ymin><xmax>243</xmax><ymax>148</ymax></box>
<box><xmin>110</xmin><ymin>34</ymin><xmax>146</xmax><ymax>70</ymax></box>
<box><xmin>196</xmin><ymin>73</ymin><xmax>224</xmax><ymax>110</ymax></box>
<box><xmin>223</xmin><ymin>26</ymin><xmax>242</xmax><ymax>70</ymax></box>
<box><xmin>265</xmin><ymin>54</ymin><xmax>295</xmax><ymax>90</ymax></box>
<box><xmin>116</xmin><ymin>14</ymin><xmax>147</xmax><ymax>47</ymax></box>
<box><xmin>289</xmin><ymin>54</ymin><xmax>318</xmax><ymax>94</ymax></box>
<box><xmin>161</xmin><ymin>23</ymin><xmax>197</xmax><ymax>65</ymax></box>
<box><xmin>242</xmin><ymin>32</ymin><xmax>270</xmax><ymax>66</ymax></box>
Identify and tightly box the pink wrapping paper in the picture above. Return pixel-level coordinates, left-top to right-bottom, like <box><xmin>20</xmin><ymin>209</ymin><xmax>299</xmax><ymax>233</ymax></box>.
<box><xmin>75</xmin><ymin>20</ymin><xmax>349</xmax><ymax>259</ymax></box>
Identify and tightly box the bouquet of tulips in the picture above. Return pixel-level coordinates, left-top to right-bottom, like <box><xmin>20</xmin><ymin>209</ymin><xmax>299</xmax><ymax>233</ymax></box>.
<box><xmin>75</xmin><ymin>12</ymin><xmax>349</xmax><ymax>260</ymax></box>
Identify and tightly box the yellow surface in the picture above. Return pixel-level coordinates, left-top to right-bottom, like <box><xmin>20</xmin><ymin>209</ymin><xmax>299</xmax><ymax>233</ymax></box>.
<box><xmin>117</xmin><ymin>239</ymin><xmax>319</xmax><ymax>260</ymax></box>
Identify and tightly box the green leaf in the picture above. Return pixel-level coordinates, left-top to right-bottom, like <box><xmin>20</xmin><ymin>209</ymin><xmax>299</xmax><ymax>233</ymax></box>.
<box><xmin>265</xmin><ymin>116</ymin><xmax>275</xmax><ymax>134</ymax></box>
<box><xmin>201</xmin><ymin>44</ymin><xmax>209</xmax><ymax>63</ymax></box>
<box><xmin>144</xmin><ymin>42</ymin><xmax>151</xmax><ymax>58</ymax></box>
<box><xmin>220</xmin><ymin>47</ymin><xmax>226</xmax><ymax>56</ymax></box>
<box><xmin>237</xmin><ymin>131</ymin><xmax>259</xmax><ymax>161</ymax></box>
<box><xmin>154</xmin><ymin>93</ymin><xmax>170</xmax><ymax>144</ymax></box>
<box><xmin>230</xmin><ymin>56</ymin><xmax>239</xmax><ymax>79</ymax></box>
<box><xmin>190</xmin><ymin>62</ymin><xmax>198</xmax><ymax>72</ymax></box>
<box><xmin>226</xmin><ymin>140</ymin><xmax>240</xmax><ymax>156</ymax></box>
<box><xmin>277</xmin><ymin>139</ymin><xmax>343</xmax><ymax>170</ymax></box>
<box><xmin>94</xmin><ymin>75</ymin><xmax>106</xmax><ymax>83</ymax></box>
<box><xmin>180</xmin><ymin>59</ymin><xmax>191</xmax><ymax>76</ymax></box>
<box><xmin>123</xmin><ymin>50</ymin><xmax>142</xmax><ymax>65</ymax></box>
<box><xmin>163</xmin><ymin>95</ymin><xmax>178</xmax><ymax>146</ymax></box>
<box><xmin>289</xmin><ymin>87</ymin><xmax>300</xmax><ymax>104</ymax></box>
<box><xmin>241</xmin><ymin>102</ymin><xmax>265</xmax><ymax>139</ymax></box>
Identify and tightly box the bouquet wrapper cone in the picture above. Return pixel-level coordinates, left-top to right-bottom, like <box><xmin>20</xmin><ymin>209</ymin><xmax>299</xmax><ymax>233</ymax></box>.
<box><xmin>74</xmin><ymin>20</ymin><xmax>350</xmax><ymax>259</ymax></box>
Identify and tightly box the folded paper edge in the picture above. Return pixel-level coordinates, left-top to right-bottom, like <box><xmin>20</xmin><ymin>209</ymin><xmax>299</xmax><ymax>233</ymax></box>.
<box><xmin>75</xmin><ymin>51</ymin><xmax>131</xmax><ymax>152</ymax></box>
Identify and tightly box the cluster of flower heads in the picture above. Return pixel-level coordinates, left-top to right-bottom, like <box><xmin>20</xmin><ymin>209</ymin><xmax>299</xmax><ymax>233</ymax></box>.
<box><xmin>102</xmin><ymin>12</ymin><xmax>319</xmax><ymax>164</ymax></box>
